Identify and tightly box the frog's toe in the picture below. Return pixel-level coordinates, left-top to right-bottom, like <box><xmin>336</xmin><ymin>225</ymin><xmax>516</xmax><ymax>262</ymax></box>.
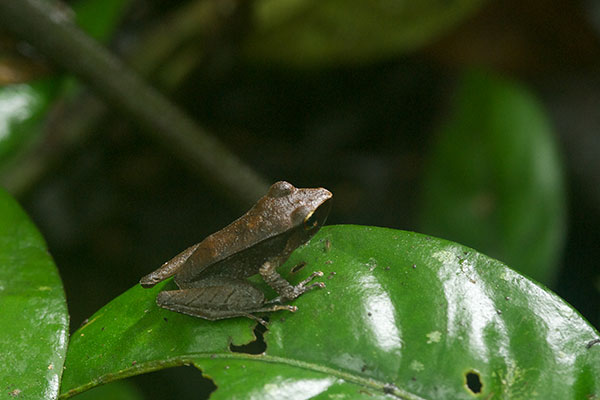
<box><xmin>298</xmin><ymin>270</ymin><xmax>325</xmax><ymax>287</ymax></box>
<box><xmin>303</xmin><ymin>281</ymin><xmax>326</xmax><ymax>291</ymax></box>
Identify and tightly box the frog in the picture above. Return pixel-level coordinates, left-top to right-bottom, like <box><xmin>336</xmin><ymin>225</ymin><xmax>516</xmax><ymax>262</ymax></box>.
<box><xmin>140</xmin><ymin>181</ymin><xmax>332</xmax><ymax>324</ymax></box>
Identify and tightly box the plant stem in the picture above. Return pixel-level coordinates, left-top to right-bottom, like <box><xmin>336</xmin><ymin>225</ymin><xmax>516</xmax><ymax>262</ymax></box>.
<box><xmin>0</xmin><ymin>0</ymin><xmax>269</xmax><ymax>206</ymax></box>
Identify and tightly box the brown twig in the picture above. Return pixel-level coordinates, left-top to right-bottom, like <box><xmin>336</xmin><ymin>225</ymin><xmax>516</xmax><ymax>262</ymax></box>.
<box><xmin>0</xmin><ymin>0</ymin><xmax>269</xmax><ymax>206</ymax></box>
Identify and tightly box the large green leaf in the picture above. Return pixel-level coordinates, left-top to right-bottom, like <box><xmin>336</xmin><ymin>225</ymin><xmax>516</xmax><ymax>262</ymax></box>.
<box><xmin>244</xmin><ymin>0</ymin><xmax>486</xmax><ymax>67</ymax></box>
<box><xmin>420</xmin><ymin>70</ymin><xmax>566</xmax><ymax>286</ymax></box>
<box><xmin>60</xmin><ymin>225</ymin><xmax>599</xmax><ymax>399</ymax></box>
<box><xmin>0</xmin><ymin>188</ymin><xmax>69</xmax><ymax>399</ymax></box>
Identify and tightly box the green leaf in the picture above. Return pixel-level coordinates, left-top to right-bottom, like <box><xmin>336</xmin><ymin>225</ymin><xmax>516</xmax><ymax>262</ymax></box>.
<box><xmin>244</xmin><ymin>0</ymin><xmax>487</xmax><ymax>67</ymax></box>
<box><xmin>60</xmin><ymin>226</ymin><xmax>599</xmax><ymax>399</ymax></box>
<box><xmin>420</xmin><ymin>70</ymin><xmax>566</xmax><ymax>286</ymax></box>
<box><xmin>197</xmin><ymin>358</ymin><xmax>395</xmax><ymax>399</ymax></box>
<box><xmin>73</xmin><ymin>381</ymin><xmax>143</xmax><ymax>400</ymax></box>
<box><xmin>0</xmin><ymin>187</ymin><xmax>69</xmax><ymax>399</ymax></box>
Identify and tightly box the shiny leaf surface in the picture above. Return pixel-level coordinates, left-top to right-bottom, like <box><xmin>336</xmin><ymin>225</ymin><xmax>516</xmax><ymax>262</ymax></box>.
<box><xmin>60</xmin><ymin>225</ymin><xmax>599</xmax><ymax>399</ymax></box>
<box><xmin>59</xmin><ymin>280</ymin><xmax>257</xmax><ymax>398</ymax></box>
<box><xmin>244</xmin><ymin>0</ymin><xmax>486</xmax><ymax>67</ymax></box>
<box><xmin>420</xmin><ymin>70</ymin><xmax>566</xmax><ymax>285</ymax></box>
<box><xmin>0</xmin><ymin>188</ymin><xmax>69</xmax><ymax>399</ymax></box>
<box><xmin>196</xmin><ymin>358</ymin><xmax>394</xmax><ymax>400</ymax></box>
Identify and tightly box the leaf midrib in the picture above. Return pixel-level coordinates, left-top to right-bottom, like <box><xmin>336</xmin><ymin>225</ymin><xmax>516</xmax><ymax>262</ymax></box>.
<box><xmin>59</xmin><ymin>351</ymin><xmax>426</xmax><ymax>400</ymax></box>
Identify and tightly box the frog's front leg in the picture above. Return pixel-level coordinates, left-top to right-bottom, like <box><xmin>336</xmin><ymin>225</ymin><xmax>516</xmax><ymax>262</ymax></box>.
<box><xmin>156</xmin><ymin>278</ymin><xmax>295</xmax><ymax>324</ymax></box>
<box><xmin>259</xmin><ymin>258</ymin><xmax>325</xmax><ymax>303</ymax></box>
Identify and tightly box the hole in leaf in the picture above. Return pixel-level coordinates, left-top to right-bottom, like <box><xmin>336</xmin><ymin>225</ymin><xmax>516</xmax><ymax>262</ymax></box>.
<box><xmin>131</xmin><ymin>365</ymin><xmax>216</xmax><ymax>399</ymax></box>
<box><xmin>465</xmin><ymin>370</ymin><xmax>482</xmax><ymax>394</ymax></box>
<box><xmin>291</xmin><ymin>262</ymin><xmax>306</xmax><ymax>274</ymax></box>
<box><xmin>229</xmin><ymin>318</ymin><xmax>268</xmax><ymax>354</ymax></box>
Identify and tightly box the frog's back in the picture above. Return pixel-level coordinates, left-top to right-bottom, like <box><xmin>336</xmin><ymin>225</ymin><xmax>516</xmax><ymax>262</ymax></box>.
<box><xmin>174</xmin><ymin>201</ymin><xmax>292</xmax><ymax>284</ymax></box>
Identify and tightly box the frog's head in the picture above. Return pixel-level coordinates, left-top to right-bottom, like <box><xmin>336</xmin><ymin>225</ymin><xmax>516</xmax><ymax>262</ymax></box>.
<box><xmin>266</xmin><ymin>181</ymin><xmax>332</xmax><ymax>246</ymax></box>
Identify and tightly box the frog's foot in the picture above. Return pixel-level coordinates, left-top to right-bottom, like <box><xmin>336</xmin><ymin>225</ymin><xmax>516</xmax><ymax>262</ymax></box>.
<box><xmin>260</xmin><ymin>260</ymin><xmax>326</xmax><ymax>303</ymax></box>
<box><xmin>283</xmin><ymin>270</ymin><xmax>326</xmax><ymax>301</ymax></box>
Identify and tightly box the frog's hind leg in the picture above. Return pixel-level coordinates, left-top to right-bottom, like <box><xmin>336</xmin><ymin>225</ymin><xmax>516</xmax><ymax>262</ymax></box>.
<box><xmin>156</xmin><ymin>278</ymin><xmax>296</xmax><ymax>324</ymax></box>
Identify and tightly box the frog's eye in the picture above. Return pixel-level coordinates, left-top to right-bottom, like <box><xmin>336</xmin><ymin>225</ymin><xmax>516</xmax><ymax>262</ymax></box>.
<box><xmin>303</xmin><ymin>210</ymin><xmax>319</xmax><ymax>231</ymax></box>
<box><xmin>268</xmin><ymin>181</ymin><xmax>294</xmax><ymax>198</ymax></box>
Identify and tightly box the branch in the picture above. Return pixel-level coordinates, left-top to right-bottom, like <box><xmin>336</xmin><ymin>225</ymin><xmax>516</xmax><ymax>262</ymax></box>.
<box><xmin>0</xmin><ymin>0</ymin><xmax>269</xmax><ymax>206</ymax></box>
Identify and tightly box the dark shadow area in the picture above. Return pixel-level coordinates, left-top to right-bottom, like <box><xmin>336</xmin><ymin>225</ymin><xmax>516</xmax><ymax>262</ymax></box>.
<box><xmin>229</xmin><ymin>318</ymin><xmax>268</xmax><ymax>354</ymax></box>
<box><xmin>465</xmin><ymin>370</ymin><xmax>482</xmax><ymax>394</ymax></box>
<box><xmin>130</xmin><ymin>366</ymin><xmax>216</xmax><ymax>400</ymax></box>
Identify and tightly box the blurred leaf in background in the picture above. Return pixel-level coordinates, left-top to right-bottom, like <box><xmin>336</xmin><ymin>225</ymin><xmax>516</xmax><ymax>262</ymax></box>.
<box><xmin>419</xmin><ymin>69</ymin><xmax>566</xmax><ymax>286</ymax></box>
<box><xmin>0</xmin><ymin>79</ymin><xmax>58</xmax><ymax>169</ymax></box>
<box><xmin>0</xmin><ymin>0</ymin><xmax>131</xmax><ymax>172</ymax></box>
<box><xmin>245</xmin><ymin>0</ymin><xmax>487</xmax><ymax>67</ymax></box>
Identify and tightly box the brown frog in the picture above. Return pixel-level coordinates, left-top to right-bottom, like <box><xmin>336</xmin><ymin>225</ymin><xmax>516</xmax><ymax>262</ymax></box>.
<box><xmin>140</xmin><ymin>181</ymin><xmax>332</xmax><ymax>323</ymax></box>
